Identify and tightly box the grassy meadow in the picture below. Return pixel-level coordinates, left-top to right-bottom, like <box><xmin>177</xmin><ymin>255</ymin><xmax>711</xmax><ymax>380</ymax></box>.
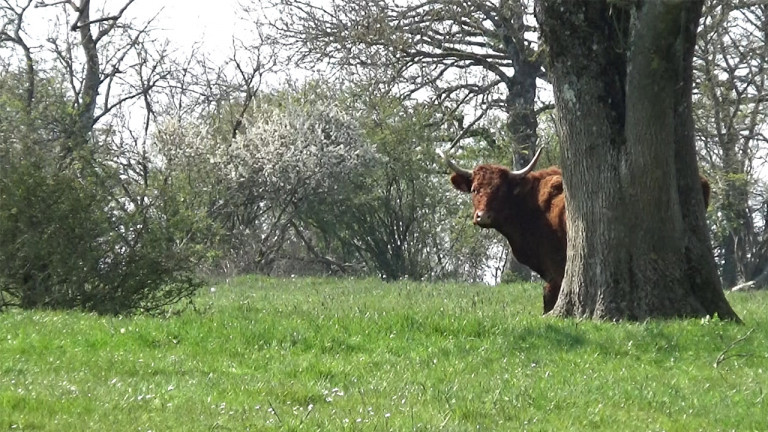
<box><xmin>1</xmin><ymin>276</ymin><xmax>767</xmax><ymax>431</ymax></box>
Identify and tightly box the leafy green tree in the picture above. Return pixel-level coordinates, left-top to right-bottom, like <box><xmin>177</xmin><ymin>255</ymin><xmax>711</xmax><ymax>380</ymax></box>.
<box><xmin>0</xmin><ymin>138</ymin><xmax>213</xmax><ymax>313</ymax></box>
<box><xmin>302</xmin><ymin>92</ymin><xmax>501</xmax><ymax>281</ymax></box>
<box><xmin>0</xmin><ymin>1</ymin><xmax>215</xmax><ymax>313</ymax></box>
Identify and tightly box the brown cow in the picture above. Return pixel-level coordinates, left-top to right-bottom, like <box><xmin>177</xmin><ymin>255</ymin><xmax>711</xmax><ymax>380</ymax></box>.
<box><xmin>444</xmin><ymin>149</ymin><xmax>711</xmax><ymax>314</ymax></box>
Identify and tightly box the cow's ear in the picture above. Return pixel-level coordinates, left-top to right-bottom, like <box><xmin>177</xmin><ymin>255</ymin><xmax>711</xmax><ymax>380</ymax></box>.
<box><xmin>450</xmin><ymin>173</ymin><xmax>472</xmax><ymax>193</ymax></box>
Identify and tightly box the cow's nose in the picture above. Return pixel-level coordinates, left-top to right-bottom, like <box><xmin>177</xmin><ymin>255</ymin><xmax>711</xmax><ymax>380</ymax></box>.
<box><xmin>474</xmin><ymin>211</ymin><xmax>491</xmax><ymax>226</ymax></box>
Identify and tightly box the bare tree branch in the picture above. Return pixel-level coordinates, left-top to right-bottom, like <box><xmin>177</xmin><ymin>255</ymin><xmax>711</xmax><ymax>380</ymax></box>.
<box><xmin>1</xmin><ymin>0</ymin><xmax>36</xmax><ymax>111</ymax></box>
<box><xmin>253</xmin><ymin>0</ymin><xmax>548</xmax><ymax>165</ymax></box>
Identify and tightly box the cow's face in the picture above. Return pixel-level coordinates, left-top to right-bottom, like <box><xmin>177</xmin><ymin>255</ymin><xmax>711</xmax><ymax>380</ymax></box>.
<box><xmin>444</xmin><ymin>149</ymin><xmax>543</xmax><ymax>229</ymax></box>
<box><xmin>450</xmin><ymin>166</ymin><xmax>515</xmax><ymax>228</ymax></box>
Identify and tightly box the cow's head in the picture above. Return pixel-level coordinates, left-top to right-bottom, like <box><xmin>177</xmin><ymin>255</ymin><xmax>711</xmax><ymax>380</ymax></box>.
<box><xmin>442</xmin><ymin>149</ymin><xmax>543</xmax><ymax>228</ymax></box>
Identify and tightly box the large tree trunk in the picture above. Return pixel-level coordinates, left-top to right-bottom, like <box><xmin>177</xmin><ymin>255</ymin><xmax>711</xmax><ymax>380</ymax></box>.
<box><xmin>506</xmin><ymin>63</ymin><xmax>540</xmax><ymax>169</ymax></box>
<box><xmin>535</xmin><ymin>0</ymin><xmax>740</xmax><ymax>321</ymax></box>
<box><xmin>503</xmin><ymin>14</ymin><xmax>543</xmax><ymax>280</ymax></box>
<box><xmin>672</xmin><ymin>2</ymin><xmax>739</xmax><ymax>320</ymax></box>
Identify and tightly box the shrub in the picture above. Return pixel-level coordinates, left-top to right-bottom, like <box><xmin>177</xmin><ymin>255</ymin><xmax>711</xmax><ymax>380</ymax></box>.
<box><xmin>0</xmin><ymin>140</ymin><xmax>213</xmax><ymax>314</ymax></box>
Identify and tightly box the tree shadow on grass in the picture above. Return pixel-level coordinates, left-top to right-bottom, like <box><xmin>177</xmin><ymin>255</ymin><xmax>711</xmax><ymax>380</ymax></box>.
<box><xmin>507</xmin><ymin>322</ymin><xmax>588</xmax><ymax>352</ymax></box>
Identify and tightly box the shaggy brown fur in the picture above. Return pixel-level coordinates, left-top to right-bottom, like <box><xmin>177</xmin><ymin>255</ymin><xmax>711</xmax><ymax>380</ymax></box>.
<box><xmin>450</xmin><ymin>164</ymin><xmax>711</xmax><ymax>314</ymax></box>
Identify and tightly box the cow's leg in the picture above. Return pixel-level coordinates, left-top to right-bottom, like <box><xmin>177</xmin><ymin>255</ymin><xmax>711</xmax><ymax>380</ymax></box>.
<box><xmin>543</xmin><ymin>280</ymin><xmax>561</xmax><ymax>314</ymax></box>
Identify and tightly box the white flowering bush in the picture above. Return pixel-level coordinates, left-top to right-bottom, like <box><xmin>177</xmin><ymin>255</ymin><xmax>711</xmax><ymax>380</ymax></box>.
<box><xmin>237</xmin><ymin>102</ymin><xmax>376</xmax><ymax>201</ymax></box>
<box><xmin>153</xmin><ymin>93</ymin><xmax>506</xmax><ymax>282</ymax></box>
<box><xmin>155</xmin><ymin>100</ymin><xmax>378</xmax><ymax>274</ymax></box>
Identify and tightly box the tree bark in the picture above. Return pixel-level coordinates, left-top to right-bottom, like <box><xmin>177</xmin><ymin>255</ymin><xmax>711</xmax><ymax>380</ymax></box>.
<box><xmin>673</xmin><ymin>2</ymin><xmax>740</xmax><ymax>320</ymax></box>
<box><xmin>535</xmin><ymin>0</ymin><xmax>740</xmax><ymax>321</ymax></box>
<box><xmin>506</xmin><ymin>61</ymin><xmax>540</xmax><ymax>169</ymax></box>
<box><xmin>72</xmin><ymin>0</ymin><xmax>100</xmax><ymax>141</ymax></box>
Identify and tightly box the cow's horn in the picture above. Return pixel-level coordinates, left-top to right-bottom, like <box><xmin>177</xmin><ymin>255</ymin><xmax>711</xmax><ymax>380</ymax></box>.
<box><xmin>439</xmin><ymin>150</ymin><xmax>472</xmax><ymax>177</ymax></box>
<box><xmin>510</xmin><ymin>148</ymin><xmax>544</xmax><ymax>178</ymax></box>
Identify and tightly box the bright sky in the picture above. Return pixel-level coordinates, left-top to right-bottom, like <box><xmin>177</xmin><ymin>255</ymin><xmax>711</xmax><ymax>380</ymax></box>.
<box><xmin>125</xmin><ymin>0</ymin><xmax>243</xmax><ymax>59</ymax></box>
<box><xmin>10</xmin><ymin>0</ymin><xmax>245</xmax><ymax>61</ymax></box>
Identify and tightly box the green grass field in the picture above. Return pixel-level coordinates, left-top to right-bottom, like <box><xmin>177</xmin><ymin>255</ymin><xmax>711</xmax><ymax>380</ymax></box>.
<box><xmin>1</xmin><ymin>276</ymin><xmax>766</xmax><ymax>431</ymax></box>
